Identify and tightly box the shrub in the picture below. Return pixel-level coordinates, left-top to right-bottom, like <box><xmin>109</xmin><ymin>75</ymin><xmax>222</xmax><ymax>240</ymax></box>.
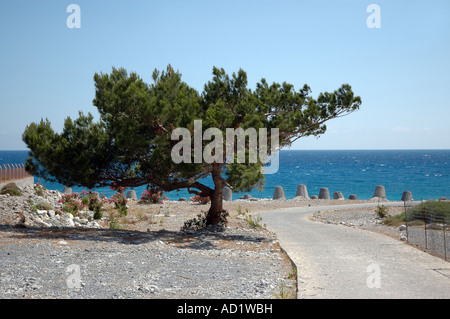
<box><xmin>140</xmin><ymin>188</ymin><xmax>164</xmax><ymax>204</ymax></box>
<box><xmin>93</xmin><ymin>210</ymin><xmax>103</xmax><ymax>220</ymax></box>
<box><xmin>190</xmin><ymin>195</ymin><xmax>211</xmax><ymax>205</ymax></box>
<box><xmin>244</xmin><ymin>213</ymin><xmax>266</xmax><ymax>229</ymax></box>
<box><xmin>110</xmin><ymin>192</ymin><xmax>128</xmax><ymax>216</ymax></box>
<box><xmin>33</xmin><ymin>183</ymin><xmax>46</xmax><ymax>197</ymax></box>
<box><xmin>0</xmin><ymin>183</ymin><xmax>22</xmax><ymax>196</ymax></box>
<box><xmin>375</xmin><ymin>205</ymin><xmax>389</xmax><ymax>218</ymax></box>
<box><xmin>181</xmin><ymin>212</ymin><xmax>207</xmax><ymax>230</ymax></box>
<box><xmin>406</xmin><ymin>200</ymin><xmax>450</xmax><ymax>224</ymax></box>
<box><xmin>108</xmin><ymin>211</ymin><xmax>121</xmax><ymax>229</ymax></box>
<box><xmin>382</xmin><ymin>213</ymin><xmax>406</xmax><ymax>227</ymax></box>
<box><xmin>58</xmin><ymin>193</ymin><xmax>84</xmax><ymax>216</ymax></box>
<box><xmin>91</xmin><ymin>194</ymin><xmax>106</xmax><ymax>219</ymax></box>
<box><xmin>181</xmin><ymin>210</ymin><xmax>228</xmax><ymax>231</ymax></box>
<box><xmin>35</xmin><ymin>201</ymin><xmax>53</xmax><ymax>211</ymax></box>
<box><xmin>81</xmin><ymin>196</ymin><xmax>89</xmax><ymax>206</ymax></box>
<box><xmin>81</xmin><ymin>190</ymin><xmax>106</xmax><ymax>219</ymax></box>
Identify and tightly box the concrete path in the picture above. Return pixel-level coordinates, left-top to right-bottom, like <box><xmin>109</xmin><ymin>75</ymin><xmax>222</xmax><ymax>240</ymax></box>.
<box><xmin>259</xmin><ymin>202</ymin><xmax>450</xmax><ymax>299</ymax></box>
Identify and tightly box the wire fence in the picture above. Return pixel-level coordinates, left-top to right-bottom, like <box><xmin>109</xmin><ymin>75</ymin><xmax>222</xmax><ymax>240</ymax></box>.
<box><xmin>403</xmin><ymin>200</ymin><xmax>449</xmax><ymax>261</ymax></box>
<box><xmin>0</xmin><ymin>163</ymin><xmax>32</xmax><ymax>183</ymax></box>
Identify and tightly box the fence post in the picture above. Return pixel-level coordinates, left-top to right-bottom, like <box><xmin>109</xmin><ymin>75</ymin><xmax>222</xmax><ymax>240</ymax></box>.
<box><xmin>444</xmin><ymin>221</ymin><xmax>447</xmax><ymax>261</ymax></box>
<box><xmin>424</xmin><ymin>201</ymin><xmax>428</xmax><ymax>252</ymax></box>
<box><xmin>404</xmin><ymin>201</ymin><xmax>409</xmax><ymax>243</ymax></box>
<box><xmin>443</xmin><ymin>210</ymin><xmax>447</xmax><ymax>261</ymax></box>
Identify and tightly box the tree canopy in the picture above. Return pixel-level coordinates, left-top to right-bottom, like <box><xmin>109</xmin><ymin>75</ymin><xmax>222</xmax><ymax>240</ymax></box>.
<box><xmin>23</xmin><ymin>65</ymin><xmax>361</xmax><ymax>224</ymax></box>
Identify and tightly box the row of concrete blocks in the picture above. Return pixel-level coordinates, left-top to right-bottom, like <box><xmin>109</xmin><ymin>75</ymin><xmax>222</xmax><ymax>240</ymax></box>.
<box><xmin>225</xmin><ymin>185</ymin><xmax>414</xmax><ymax>202</ymax></box>
<box><xmin>62</xmin><ymin>185</ymin><xmax>414</xmax><ymax>202</ymax></box>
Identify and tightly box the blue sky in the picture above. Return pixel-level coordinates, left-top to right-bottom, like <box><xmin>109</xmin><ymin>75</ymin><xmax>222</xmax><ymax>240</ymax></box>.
<box><xmin>0</xmin><ymin>0</ymin><xmax>449</xmax><ymax>150</ymax></box>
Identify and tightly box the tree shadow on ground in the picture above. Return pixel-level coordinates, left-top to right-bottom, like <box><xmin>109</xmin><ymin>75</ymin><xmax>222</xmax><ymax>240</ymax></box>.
<box><xmin>0</xmin><ymin>224</ymin><xmax>271</xmax><ymax>250</ymax></box>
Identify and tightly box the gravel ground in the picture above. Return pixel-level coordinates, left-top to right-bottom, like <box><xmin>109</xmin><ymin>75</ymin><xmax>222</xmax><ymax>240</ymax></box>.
<box><xmin>309</xmin><ymin>206</ymin><xmax>407</xmax><ymax>239</ymax></box>
<box><xmin>0</xmin><ymin>223</ymin><xmax>296</xmax><ymax>299</ymax></box>
<box><xmin>0</xmin><ymin>194</ymin><xmax>301</xmax><ymax>299</ymax></box>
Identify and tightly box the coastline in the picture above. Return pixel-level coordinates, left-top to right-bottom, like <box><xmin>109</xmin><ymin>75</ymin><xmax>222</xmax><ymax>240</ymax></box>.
<box><xmin>2</xmin><ymin>149</ymin><xmax>450</xmax><ymax>201</ymax></box>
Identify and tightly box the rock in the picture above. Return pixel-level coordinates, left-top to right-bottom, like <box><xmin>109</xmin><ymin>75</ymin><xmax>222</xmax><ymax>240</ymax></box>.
<box><xmin>295</xmin><ymin>184</ymin><xmax>309</xmax><ymax>199</ymax></box>
<box><xmin>63</xmin><ymin>219</ymin><xmax>75</xmax><ymax>227</ymax></box>
<box><xmin>47</xmin><ymin>210</ymin><xmax>55</xmax><ymax>218</ymax></box>
<box><xmin>333</xmin><ymin>191</ymin><xmax>344</xmax><ymax>200</ymax></box>
<box><xmin>36</xmin><ymin>210</ymin><xmax>47</xmax><ymax>216</ymax></box>
<box><xmin>91</xmin><ymin>221</ymin><xmax>100</xmax><ymax>228</ymax></box>
<box><xmin>318</xmin><ymin>188</ymin><xmax>330</xmax><ymax>200</ymax></box>
<box><xmin>126</xmin><ymin>190</ymin><xmax>137</xmax><ymax>200</ymax></box>
<box><xmin>62</xmin><ymin>187</ymin><xmax>72</xmax><ymax>195</ymax></box>
<box><xmin>78</xmin><ymin>210</ymin><xmax>94</xmax><ymax>218</ymax></box>
<box><xmin>137</xmin><ymin>284</ymin><xmax>158</xmax><ymax>293</ymax></box>
<box><xmin>400</xmin><ymin>236</ymin><xmax>407</xmax><ymax>241</ymax></box>
<box><xmin>272</xmin><ymin>186</ymin><xmax>285</xmax><ymax>200</ymax></box>
<box><xmin>178</xmin><ymin>197</ymin><xmax>187</xmax><ymax>202</ymax></box>
<box><xmin>399</xmin><ymin>225</ymin><xmax>407</xmax><ymax>231</ymax></box>
<box><xmin>310</xmin><ymin>195</ymin><xmax>318</xmax><ymax>199</ymax></box>
<box><xmin>240</xmin><ymin>194</ymin><xmax>253</xmax><ymax>200</ymax></box>
<box><xmin>78</xmin><ymin>218</ymin><xmax>89</xmax><ymax>225</ymax></box>
<box><xmin>34</xmin><ymin>218</ymin><xmax>51</xmax><ymax>228</ymax></box>
<box><xmin>223</xmin><ymin>186</ymin><xmax>232</xmax><ymax>201</ymax></box>
<box><xmin>401</xmin><ymin>191</ymin><xmax>413</xmax><ymax>202</ymax></box>
<box><xmin>373</xmin><ymin>185</ymin><xmax>386</xmax><ymax>199</ymax></box>
<box><xmin>348</xmin><ymin>194</ymin><xmax>358</xmax><ymax>200</ymax></box>
<box><xmin>258</xmin><ymin>279</ymin><xmax>269</xmax><ymax>287</ymax></box>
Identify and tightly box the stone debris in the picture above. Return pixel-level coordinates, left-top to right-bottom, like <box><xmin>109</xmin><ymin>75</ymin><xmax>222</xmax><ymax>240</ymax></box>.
<box><xmin>0</xmin><ymin>184</ymin><xmax>102</xmax><ymax>229</ymax></box>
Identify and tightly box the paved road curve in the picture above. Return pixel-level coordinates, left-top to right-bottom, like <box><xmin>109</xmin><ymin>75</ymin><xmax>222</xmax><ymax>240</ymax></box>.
<box><xmin>260</xmin><ymin>202</ymin><xmax>450</xmax><ymax>299</ymax></box>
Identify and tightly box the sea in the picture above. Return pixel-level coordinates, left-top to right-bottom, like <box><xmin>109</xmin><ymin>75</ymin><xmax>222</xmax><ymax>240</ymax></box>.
<box><xmin>1</xmin><ymin>150</ymin><xmax>449</xmax><ymax>201</ymax></box>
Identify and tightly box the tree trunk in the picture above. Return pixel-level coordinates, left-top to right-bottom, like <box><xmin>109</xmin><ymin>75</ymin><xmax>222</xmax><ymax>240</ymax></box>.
<box><xmin>206</xmin><ymin>164</ymin><xmax>225</xmax><ymax>225</ymax></box>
